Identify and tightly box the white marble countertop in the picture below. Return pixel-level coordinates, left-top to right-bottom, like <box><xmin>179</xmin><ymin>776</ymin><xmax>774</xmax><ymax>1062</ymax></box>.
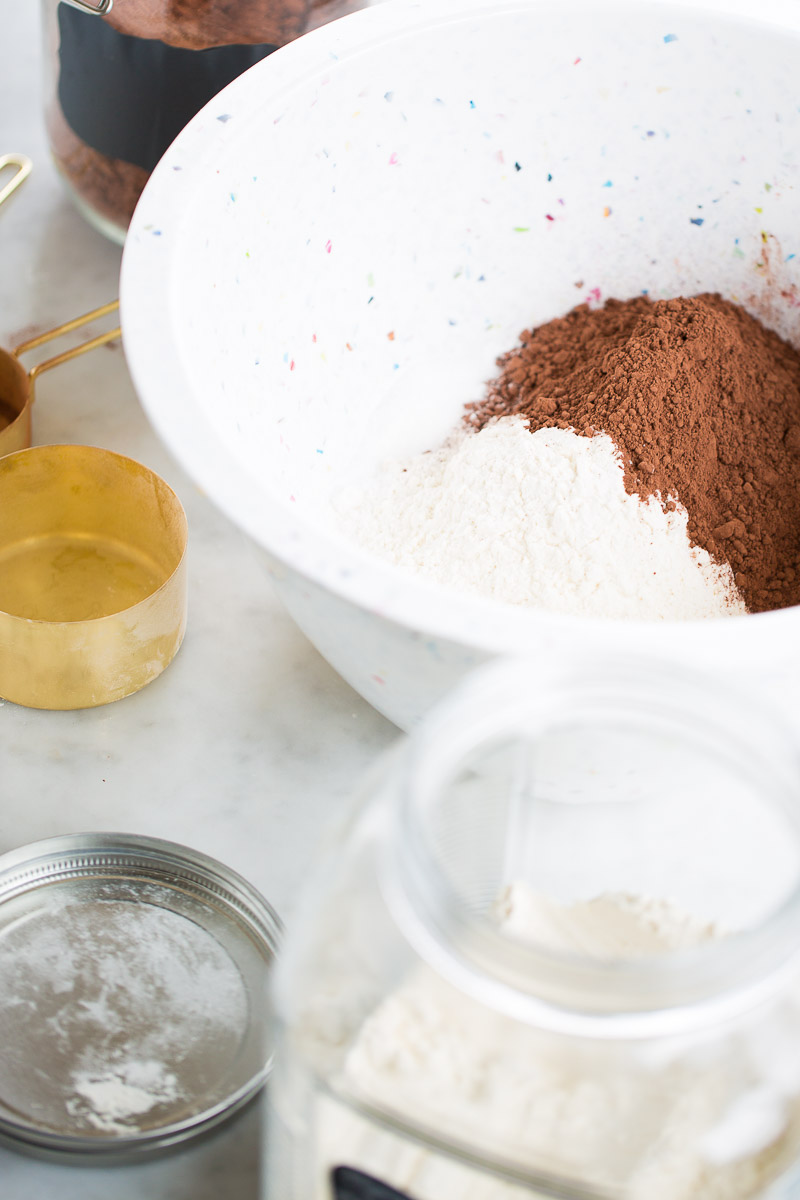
<box><xmin>0</xmin><ymin>8</ymin><xmax>396</xmax><ymax>1198</ymax></box>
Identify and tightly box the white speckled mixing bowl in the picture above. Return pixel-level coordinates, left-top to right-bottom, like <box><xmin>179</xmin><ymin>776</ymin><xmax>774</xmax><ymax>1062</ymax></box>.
<box><xmin>121</xmin><ymin>0</ymin><xmax>800</xmax><ymax>729</ymax></box>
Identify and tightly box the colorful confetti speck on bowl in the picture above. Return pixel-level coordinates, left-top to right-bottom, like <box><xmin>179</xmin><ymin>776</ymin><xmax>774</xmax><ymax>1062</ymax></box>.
<box><xmin>123</xmin><ymin>0</ymin><xmax>800</xmax><ymax>728</ymax></box>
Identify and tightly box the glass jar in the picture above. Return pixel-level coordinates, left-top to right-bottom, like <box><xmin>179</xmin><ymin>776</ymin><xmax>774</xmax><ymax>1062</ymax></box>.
<box><xmin>266</xmin><ymin>652</ymin><xmax>800</xmax><ymax>1199</ymax></box>
<box><xmin>40</xmin><ymin>0</ymin><xmax>370</xmax><ymax>244</ymax></box>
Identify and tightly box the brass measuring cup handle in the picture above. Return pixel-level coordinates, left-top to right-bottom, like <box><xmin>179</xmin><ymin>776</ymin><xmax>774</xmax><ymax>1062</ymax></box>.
<box><xmin>0</xmin><ymin>162</ymin><xmax>121</xmax><ymax>417</ymax></box>
<box><xmin>0</xmin><ymin>301</ymin><xmax>121</xmax><ymax>457</ymax></box>
<box><xmin>14</xmin><ymin>300</ymin><xmax>122</xmax><ymax>384</ymax></box>
<box><xmin>0</xmin><ymin>155</ymin><xmax>33</xmax><ymax>208</ymax></box>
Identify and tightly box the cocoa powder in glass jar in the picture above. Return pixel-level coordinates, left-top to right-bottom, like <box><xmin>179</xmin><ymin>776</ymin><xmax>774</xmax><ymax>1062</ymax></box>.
<box><xmin>42</xmin><ymin>0</ymin><xmax>368</xmax><ymax>243</ymax></box>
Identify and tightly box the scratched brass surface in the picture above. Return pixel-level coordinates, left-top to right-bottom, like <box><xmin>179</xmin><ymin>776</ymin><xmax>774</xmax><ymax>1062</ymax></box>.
<box><xmin>0</xmin><ymin>444</ymin><xmax>187</xmax><ymax>709</ymax></box>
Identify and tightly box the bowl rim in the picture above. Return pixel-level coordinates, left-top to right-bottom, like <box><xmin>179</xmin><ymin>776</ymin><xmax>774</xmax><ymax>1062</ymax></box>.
<box><xmin>120</xmin><ymin>0</ymin><xmax>800</xmax><ymax>662</ymax></box>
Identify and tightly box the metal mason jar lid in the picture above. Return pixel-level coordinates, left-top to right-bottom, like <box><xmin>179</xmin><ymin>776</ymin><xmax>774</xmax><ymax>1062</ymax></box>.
<box><xmin>0</xmin><ymin>832</ymin><xmax>282</xmax><ymax>1162</ymax></box>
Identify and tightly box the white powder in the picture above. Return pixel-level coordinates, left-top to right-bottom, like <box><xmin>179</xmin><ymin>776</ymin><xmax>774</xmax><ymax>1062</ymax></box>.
<box><xmin>0</xmin><ymin>890</ymin><xmax>250</xmax><ymax>1137</ymax></box>
<box><xmin>318</xmin><ymin>884</ymin><xmax>795</xmax><ymax>1199</ymax></box>
<box><xmin>491</xmin><ymin>885</ymin><xmax>721</xmax><ymax>958</ymax></box>
<box><xmin>338</xmin><ymin>418</ymin><xmax>745</xmax><ymax>620</ymax></box>
<box><xmin>67</xmin><ymin>1060</ymin><xmax>181</xmax><ymax>1133</ymax></box>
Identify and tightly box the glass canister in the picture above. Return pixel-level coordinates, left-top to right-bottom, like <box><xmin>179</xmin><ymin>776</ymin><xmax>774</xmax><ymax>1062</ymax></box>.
<box><xmin>40</xmin><ymin>0</ymin><xmax>370</xmax><ymax>244</ymax></box>
<box><xmin>266</xmin><ymin>653</ymin><xmax>800</xmax><ymax>1199</ymax></box>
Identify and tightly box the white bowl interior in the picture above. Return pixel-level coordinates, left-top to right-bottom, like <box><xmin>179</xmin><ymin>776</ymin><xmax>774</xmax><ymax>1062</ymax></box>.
<box><xmin>121</xmin><ymin>0</ymin><xmax>800</xmax><ymax>715</ymax></box>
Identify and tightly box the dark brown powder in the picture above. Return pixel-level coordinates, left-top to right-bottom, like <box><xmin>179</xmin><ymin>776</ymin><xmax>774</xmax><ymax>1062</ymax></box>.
<box><xmin>50</xmin><ymin>0</ymin><xmax>365</xmax><ymax>237</ymax></box>
<box><xmin>465</xmin><ymin>294</ymin><xmax>800</xmax><ymax>614</ymax></box>
<box><xmin>102</xmin><ymin>0</ymin><xmax>362</xmax><ymax>48</ymax></box>
<box><xmin>47</xmin><ymin>103</ymin><xmax>149</xmax><ymax>233</ymax></box>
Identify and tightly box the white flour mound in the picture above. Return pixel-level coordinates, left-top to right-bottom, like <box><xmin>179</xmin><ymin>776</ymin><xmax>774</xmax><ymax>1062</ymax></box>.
<box><xmin>68</xmin><ymin>1059</ymin><xmax>181</xmax><ymax>1133</ymax></box>
<box><xmin>338</xmin><ymin>418</ymin><xmax>745</xmax><ymax>620</ymax></box>
<box><xmin>330</xmin><ymin>883</ymin><xmax>791</xmax><ymax>1199</ymax></box>
<box><xmin>490</xmin><ymin>885</ymin><xmax>721</xmax><ymax>959</ymax></box>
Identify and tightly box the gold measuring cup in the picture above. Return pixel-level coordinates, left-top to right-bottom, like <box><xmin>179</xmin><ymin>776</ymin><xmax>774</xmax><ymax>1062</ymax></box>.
<box><xmin>0</xmin><ymin>157</ymin><xmax>187</xmax><ymax>709</ymax></box>
<box><xmin>0</xmin><ymin>153</ymin><xmax>120</xmax><ymax>455</ymax></box>
<box><xmin>0</xmin><ymin>444</ymin><xmax>188</xmax><ymax>710</ymax></box>
<box><xmin>0</xmin><ymin>300</ymin><xmax>121</xmax><ymax>456</ymax></box>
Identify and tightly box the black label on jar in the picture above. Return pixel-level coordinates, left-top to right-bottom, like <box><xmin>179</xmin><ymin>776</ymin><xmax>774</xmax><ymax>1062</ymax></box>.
<box><xmin>332</xmin><ymin>1166</ymin><xmax>415</xmax><ymax>1199</ymax></box>
<box><xmin>56</xmin><ymin>4</ymin><xmax>277</xmax><ymax>173</ymax></box>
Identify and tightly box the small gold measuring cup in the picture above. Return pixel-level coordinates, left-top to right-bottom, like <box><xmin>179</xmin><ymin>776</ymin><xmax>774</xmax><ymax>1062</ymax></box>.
<box><xmin>0</xmin><ymin>302</ymin><xmax>187</xmax><ymax>709</ymax></box>
<box><xmin>0</xmin><ymin>300</ymin><xmax>122</xmax><ymax>456</ymax></box>
<box><xmin>0</xmin><ymin>152</ymin><xmax>120</xmax><ymax>454</ymax></box>
<box><xmin>0</xmin><ymin>443</ymin><xmax>188</xmax><ymax>710</ymax></box>
<box><xmin>0</xmin><ymin>156</ymin><xmax>187</xmax><ymax>709</ymax></box>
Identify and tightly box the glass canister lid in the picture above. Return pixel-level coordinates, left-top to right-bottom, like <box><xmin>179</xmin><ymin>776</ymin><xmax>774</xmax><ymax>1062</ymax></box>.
<box><xmin>383</xmin><ymin>652</ymin><xmax>800</xmax><ymax>1036</ymax></box>
<box><xmin>0</xmin><ymin>832</ymin><xmax>281</xmax><ymax>1161</ymax></box>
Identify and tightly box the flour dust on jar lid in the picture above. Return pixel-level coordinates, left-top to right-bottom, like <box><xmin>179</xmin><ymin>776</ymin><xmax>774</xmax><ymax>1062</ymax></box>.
<box><xmin>0</xmin><ymin>832</ymin><xmax>281</xmax><ymax>1162</ymax></box>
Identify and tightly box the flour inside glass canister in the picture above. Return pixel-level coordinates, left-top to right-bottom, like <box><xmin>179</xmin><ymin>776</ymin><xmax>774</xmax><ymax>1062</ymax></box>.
<box><xmin>0</xmin><ymin>889</ymin><xmax>249</xmax><ymax>1135</ymax></box>
<box><xmin>340</xmin><ymin>294</ymin><xmax>800</xmax><ymax>618</ymax></box>
<box><xmin>314</xmin><ymin>883</ymin><xmax>797</xmax><ymax>1200</ymax></box>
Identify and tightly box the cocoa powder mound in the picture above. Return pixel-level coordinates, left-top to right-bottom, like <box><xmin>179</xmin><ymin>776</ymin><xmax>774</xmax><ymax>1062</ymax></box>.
<box><xmin>466</xmin><ymin>294</ymin><xmax>800</xmax><ymax>614</ymax></box>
